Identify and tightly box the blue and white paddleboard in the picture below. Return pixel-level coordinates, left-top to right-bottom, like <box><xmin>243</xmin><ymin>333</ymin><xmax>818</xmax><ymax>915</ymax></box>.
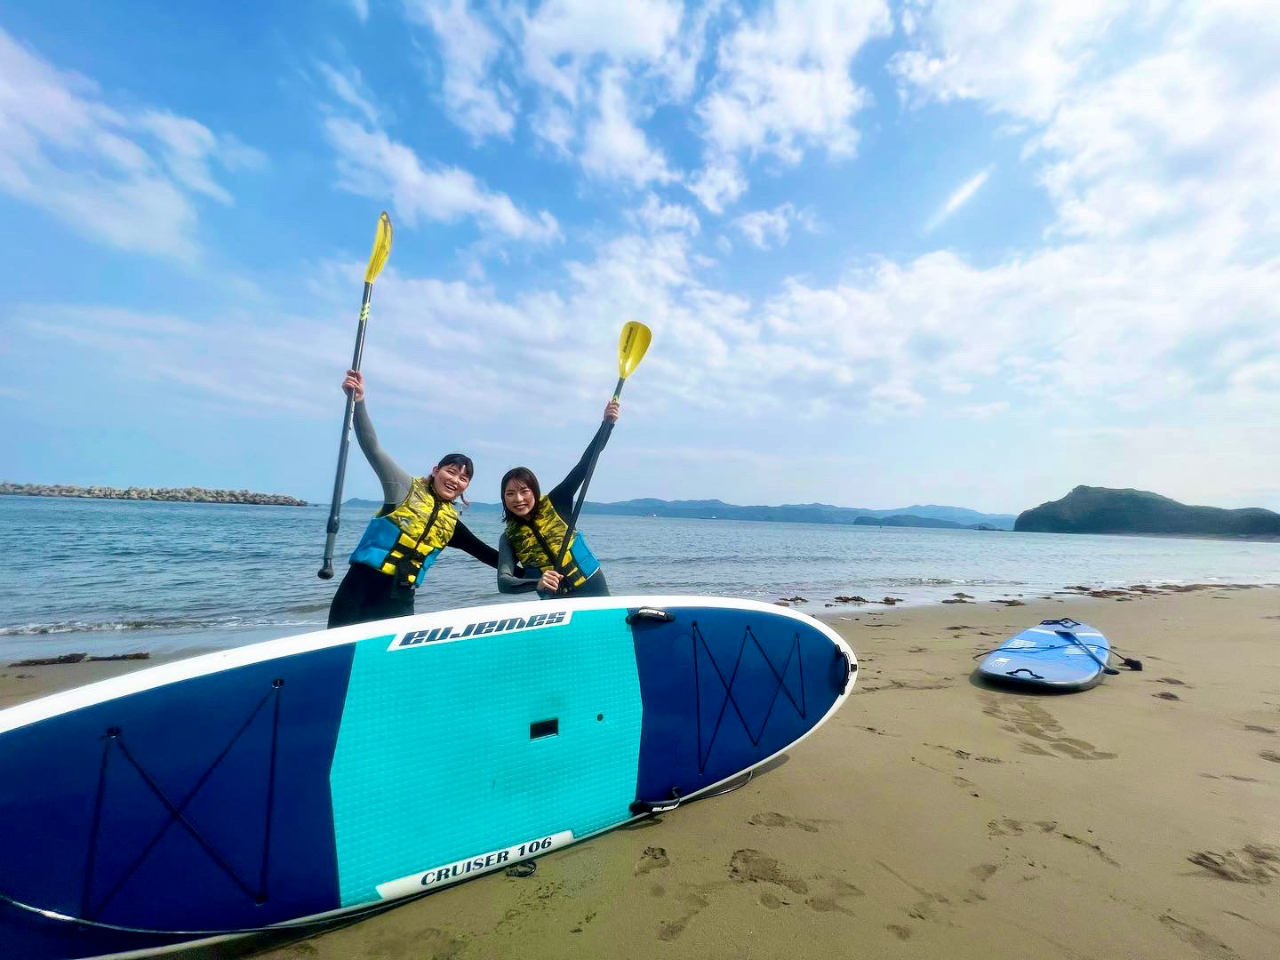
<box><xmin>0</xmin><ymin>595</ymin><xmax>856</xmax><ymax>960</ymax></box>
<box><xmin>977</xmin><ymin>617</ymin><xmax>1111</xmax><ymax>690</ymax></box>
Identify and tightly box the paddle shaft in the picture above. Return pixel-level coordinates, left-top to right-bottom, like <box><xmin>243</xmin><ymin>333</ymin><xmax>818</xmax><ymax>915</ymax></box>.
<box><xmin>1055</xmin><ymin>629</ymin><xmax>1120</xmax><ymax>675</ymax></box>
<box><xmin>552</xmin><ymin>377</ymin><xmax>624</xmax><ymax>589</ymax></box>
<box><xmin>318</xmin><ymin>281</ymin><xmax>374</xmax><ymax>579</ymax></box>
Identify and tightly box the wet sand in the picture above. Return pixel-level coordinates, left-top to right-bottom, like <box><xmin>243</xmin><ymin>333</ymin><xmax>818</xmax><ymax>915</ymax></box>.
<box><xmin>3</xmin><ymin>587</ymin><xmax>1278</xmax><ymax>959</ymax></box>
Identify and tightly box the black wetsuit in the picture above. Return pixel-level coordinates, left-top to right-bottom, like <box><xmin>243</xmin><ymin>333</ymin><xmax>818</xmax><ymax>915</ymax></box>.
<box><xmin>497</xmin><ymin>422</ymin><xmax>611</xmax><ymax>599</ymax></box>
<box><xmin>327</xmin><ymin>399</ymin><xmax>499</xmax><ymax>629</ymax></box>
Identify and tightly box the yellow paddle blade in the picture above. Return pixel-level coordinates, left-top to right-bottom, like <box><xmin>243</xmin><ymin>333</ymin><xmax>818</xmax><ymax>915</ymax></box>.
<box><xmin>364</xmin><ymin>211</ymin><xmax>393</xmax><ymax>284</ymax></box>
<box><xmin>617</xmin><ymin>321</ymin><xmax>651</xmax><ymax>379</ymax></box>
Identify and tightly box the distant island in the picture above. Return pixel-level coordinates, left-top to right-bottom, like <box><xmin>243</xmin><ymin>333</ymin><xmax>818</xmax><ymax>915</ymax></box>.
<box><xmin>1015</xmin><ymin>486</ymin><xmax>1280</xmax><ymax>537</ymax></box>
<box><xmin>3</xmin><ymin>482</ymin><xmax>308</xmax><ymax>507</ymax></box>
<box><xmin>342</xmin><ymin>496</ymin><xmax>1015</xmax><ymax>529</ymax></box>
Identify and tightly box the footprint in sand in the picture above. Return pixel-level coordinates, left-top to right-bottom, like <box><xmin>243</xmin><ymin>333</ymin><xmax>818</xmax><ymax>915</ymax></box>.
<box><xmin>962</xmin><ymin>862</ymin><xmax>1001</xmax><ymax>902</ymax></box>
<box><xmin>656</xmin><ymin>891</ymin><xmax>711</xmax><ymax>942</ymax></box>
<box><xmin>1188</xmin><ymin>844</ymin><xmax>1279</xmax><ymax>884</ymax></box>
<box><xmin>981</xmin><ymin>695</ymin><xmax>1116</xmax><ymax>760</ymax></box>
<box><xmin>1243</xmin><ymin>724</ymin><xmax>1276</xmax><ymax>734</ymax></box>
<box><xmin>634</xmin><ymin>846</ymin><xmax>670</xmax><ymax>876</ymax></box>
<box><xmin>1261</xmin><ymin>750</ymin><xmax>1280</xmax><ymax>764</ymax></box>
<box><xmin>727</xmin><ymin>849</ymin><xmax>808</xmax><ymax>895</ymax></box>
<box><xmin>988</xmin><ymin>818</ymin><xmax>1025</xmax><ymax>837</ymax></box>
<box><xmin>1154</xmin><ymin>691</ymin><xmax>1181</xmax><ymax>701</ymax></box>
<box><xmin>748</xmin><ymin>811</ymin><xmax>820</xmax><ymax>833</ymax></box>
<box><xmin>804</xmin><ymin>875</ymin><xmax>865</xmax><ymax>915</ymax></box>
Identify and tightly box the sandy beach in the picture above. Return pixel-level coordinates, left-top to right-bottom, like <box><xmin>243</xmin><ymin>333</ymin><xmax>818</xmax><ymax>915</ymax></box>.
<box><xmin>3</xmin><ymin>586</ymin><xmax>1278</xmax><ymax>959</ymax></box>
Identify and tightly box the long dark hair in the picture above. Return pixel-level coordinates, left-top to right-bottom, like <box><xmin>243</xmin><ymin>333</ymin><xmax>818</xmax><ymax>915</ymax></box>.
<box><xmin>500</xmin><ymin>466</ymin><xmax>541</xmax><ymax>523</ymax></box>
<box><xmin>432</xmin><ymin>452</ymin><xmax>475</xmax><ymax>506</ymax></box>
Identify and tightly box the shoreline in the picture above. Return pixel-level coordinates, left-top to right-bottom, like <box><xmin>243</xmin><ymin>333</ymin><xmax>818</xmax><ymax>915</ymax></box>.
<box><xmin>3</xmin><ymin>581</ymin><xmax>1278</xmax><ymax>661</ymax></box>
<box><xmin>1</xmin><ymin>588</ymin><xmax>1277</xmax><ymax>959</ymax></box>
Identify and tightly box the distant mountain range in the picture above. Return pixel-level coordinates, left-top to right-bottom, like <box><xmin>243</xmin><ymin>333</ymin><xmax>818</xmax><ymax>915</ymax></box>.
<box><xmin>1016</xmin><ymin>486</ymin><xmax>1280</xmax><ymax>537</ymax></box>
<box><xmin>340</xmin><ymin>487</ymin><xmax>1280</xmax><ymax>538</ymax></box>
<box><xmin>341</xmin><ymin>497</ymin><xmax>1016</xmax><ymax>530</ymax></box>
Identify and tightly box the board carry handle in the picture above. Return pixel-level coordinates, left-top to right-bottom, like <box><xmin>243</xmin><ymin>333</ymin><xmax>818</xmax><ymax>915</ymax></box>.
<box><xmin>630</xmin><ymin>787</ymin><xmax>683</xmax><ymax>816</ymax></box>
<box><xmin>835</xmin><ymin>648</ymin><xmax>856</xmax><ymax>694</ymax></box>
<box><xmin>1006</xmin><ymin>667</ymin><xmax>1045</xmax><ymax>680</ymax></box>
<box><xmin>626</xmin><ymin>607</ymin><xmax>675</xmax><ymax>624</ymax></box>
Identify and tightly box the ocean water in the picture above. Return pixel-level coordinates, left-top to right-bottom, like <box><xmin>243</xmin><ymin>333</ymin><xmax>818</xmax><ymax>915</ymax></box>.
<box><xmin>0</xmin><ymin>496</ymin><xmax>1275</xmax><ymax>657</ymax></box>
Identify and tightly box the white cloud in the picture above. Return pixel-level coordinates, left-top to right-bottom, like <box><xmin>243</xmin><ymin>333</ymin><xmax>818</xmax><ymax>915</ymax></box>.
<box><xmin>895</xmin><ymin>4</ymin><xmax>1280</xmax><ymax>251</ymax></box>
<box><xmin>325</xmin><ymin>118</ymin><xmax>560</xmax><ymax>242</ymax></box>
<box><xmin>697</xmin><ymin>0</ymin><xmax>892</xmax><ymax>163</ymax></box>
<box><xmin>733</xmin><ymin>202</ymin><xmax>814</xmax><ymax>250</ymax></box>
<box><xmin>687</xmin><ymin>158</ymin><xmax>747</xmax><ymax>214</ymax></box>
<box><xmin>520</xmin><ymin>0</ymin><xmax>683</xmax><ymax>105</ymax></box>
<box><xmin>0</xmin><ymin>27</ymin><xmax>262</xmax><ymax>261</ymax></box>
<box><xmin>629</xmin><ymin>192</ymin><xmax>700</xmax><ymax>234</ymax></box>
<box><xmin>1034</xmin><ymin>16</ymin><xmax>1280</xmax><ymax>245</ymax></box>
<box><xmin>399</xmin><ymin>1</ymin><xmax>701</xmax><ymax>188</ymax></box>
<box><xmin>891</xmin><ymin>0</ymin><xmax>1123</xmax><ymax>120</ymax></box>
<box><xmin>349</xmin><ymin>0</ymin><xmax>370</xmax><ymax>22</ymax></box>
<box><xmin>13</xmin><ymin>304</ymin><xmax>330</xmax><ymax>415</ymax></box>
<box><xmin>408</xmin><ymin>0</ymin><xmax>516</xmax><ymax>140</ymax></box>
<box><xmin>316</xmin><ymin>61</ymin><xmax>381</xmax><ymax>126</ymax></box>
<box><xmin>516</xmin><ymin>0</ymin><xmax>692</xmax><ymax>188</ymax></box>
<box><xmin>580</xmin><ymin>69</ymin><xmax>676</xmax><ymax>186</ymax></box>
<box><xmin>924</xmin><ymin>167</ymin><xmax>991</xmax><ymax>231</ymax></box>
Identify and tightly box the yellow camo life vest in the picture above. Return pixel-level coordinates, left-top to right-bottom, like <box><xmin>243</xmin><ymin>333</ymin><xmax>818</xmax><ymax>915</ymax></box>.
<box><xmin>504</xmin><ymin>497</ymin><xmax>598</xmax><ymax>591</ymax></box>
<box><xmin>350</xmin><ymin>476</ymin><xmax>458</xmax><ymax>585</ymax></box>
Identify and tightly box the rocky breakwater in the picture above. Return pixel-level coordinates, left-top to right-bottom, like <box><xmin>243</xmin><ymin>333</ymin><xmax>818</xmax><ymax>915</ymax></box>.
<box><xmin>1</xmin><ymin>482</ymin><xmax>309</xmax><ymax>507</ymax></box>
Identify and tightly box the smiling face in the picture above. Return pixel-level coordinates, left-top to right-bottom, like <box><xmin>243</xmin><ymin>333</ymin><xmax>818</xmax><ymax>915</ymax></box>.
<box><xmin>503</xmin><ymin>478</ymin><xmax>536</xmax><ymax>518</ymax></box>
<box><xmin>430</xmin><ymin>462</ymin><xmax>472</xmax><ymax>502</ymax></box>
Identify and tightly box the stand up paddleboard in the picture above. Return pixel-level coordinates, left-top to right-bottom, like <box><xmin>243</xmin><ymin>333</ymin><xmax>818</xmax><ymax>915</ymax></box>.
<box><xmin>0</xmin><ymin>596</ymin><xmax>856</xmax><ymax>960</ymax></box>
<box><xmin>977</xmin><ymin>617</ymin><xmax>1111</xmax><ymax>690</ymax></box>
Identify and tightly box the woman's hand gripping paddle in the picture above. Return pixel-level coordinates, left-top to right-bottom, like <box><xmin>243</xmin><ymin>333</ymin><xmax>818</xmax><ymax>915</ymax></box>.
<box><xmin>552</xmin><ymin>321</ymin><xmax>651</xmax><ymax>591</ymax></box>
<box><xmin>318</xmin><ymin>212</ymin><xmax>393</xmax><ymax>580</ymax></box>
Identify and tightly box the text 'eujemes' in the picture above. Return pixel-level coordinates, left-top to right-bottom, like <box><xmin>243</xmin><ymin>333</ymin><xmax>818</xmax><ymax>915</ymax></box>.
<box><xmin>389</xmin><ymin>610</ymin><xmax>570</xmax><ymax>651</ymax></box>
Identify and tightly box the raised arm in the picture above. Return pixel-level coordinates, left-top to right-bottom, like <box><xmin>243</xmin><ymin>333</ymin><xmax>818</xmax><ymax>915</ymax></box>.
<box><xmin>345</xmin><ymin>369</ymin><xmax>412</xmax><ymax>506</ymax></box>
<box><xmin>547</xmin><ymin>400</ymin><xmax>619</xmax><ymax>516</ymax></box>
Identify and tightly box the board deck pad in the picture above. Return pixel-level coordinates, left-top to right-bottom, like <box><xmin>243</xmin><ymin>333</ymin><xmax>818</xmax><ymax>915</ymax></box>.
<box><xmin>977</xmin><ymin>618</ymin><xmax>1110</xmax><ymax>690</ymax></box>
<box><xmin>0</xmin><ymin>596</ymin><xmax>856</xmax><ymax>960</ymax></box>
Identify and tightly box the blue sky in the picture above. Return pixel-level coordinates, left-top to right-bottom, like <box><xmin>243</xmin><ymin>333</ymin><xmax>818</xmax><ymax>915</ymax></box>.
<box><xmin>3</xmin><ymin>0</ymin><xmax>1278</xmax><ymax>513</ymax></box>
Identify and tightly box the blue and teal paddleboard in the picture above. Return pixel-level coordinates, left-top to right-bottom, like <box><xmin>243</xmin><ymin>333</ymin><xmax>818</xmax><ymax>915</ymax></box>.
<box><xmin>0</xmin><ymin>596</ymin><xmax>856</xmax><ymax>959</ymax></box>
<box><xmin>977</xmin><ymin>617</ymin><xmax>1111</xmax><ymax>690</ymax></box>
